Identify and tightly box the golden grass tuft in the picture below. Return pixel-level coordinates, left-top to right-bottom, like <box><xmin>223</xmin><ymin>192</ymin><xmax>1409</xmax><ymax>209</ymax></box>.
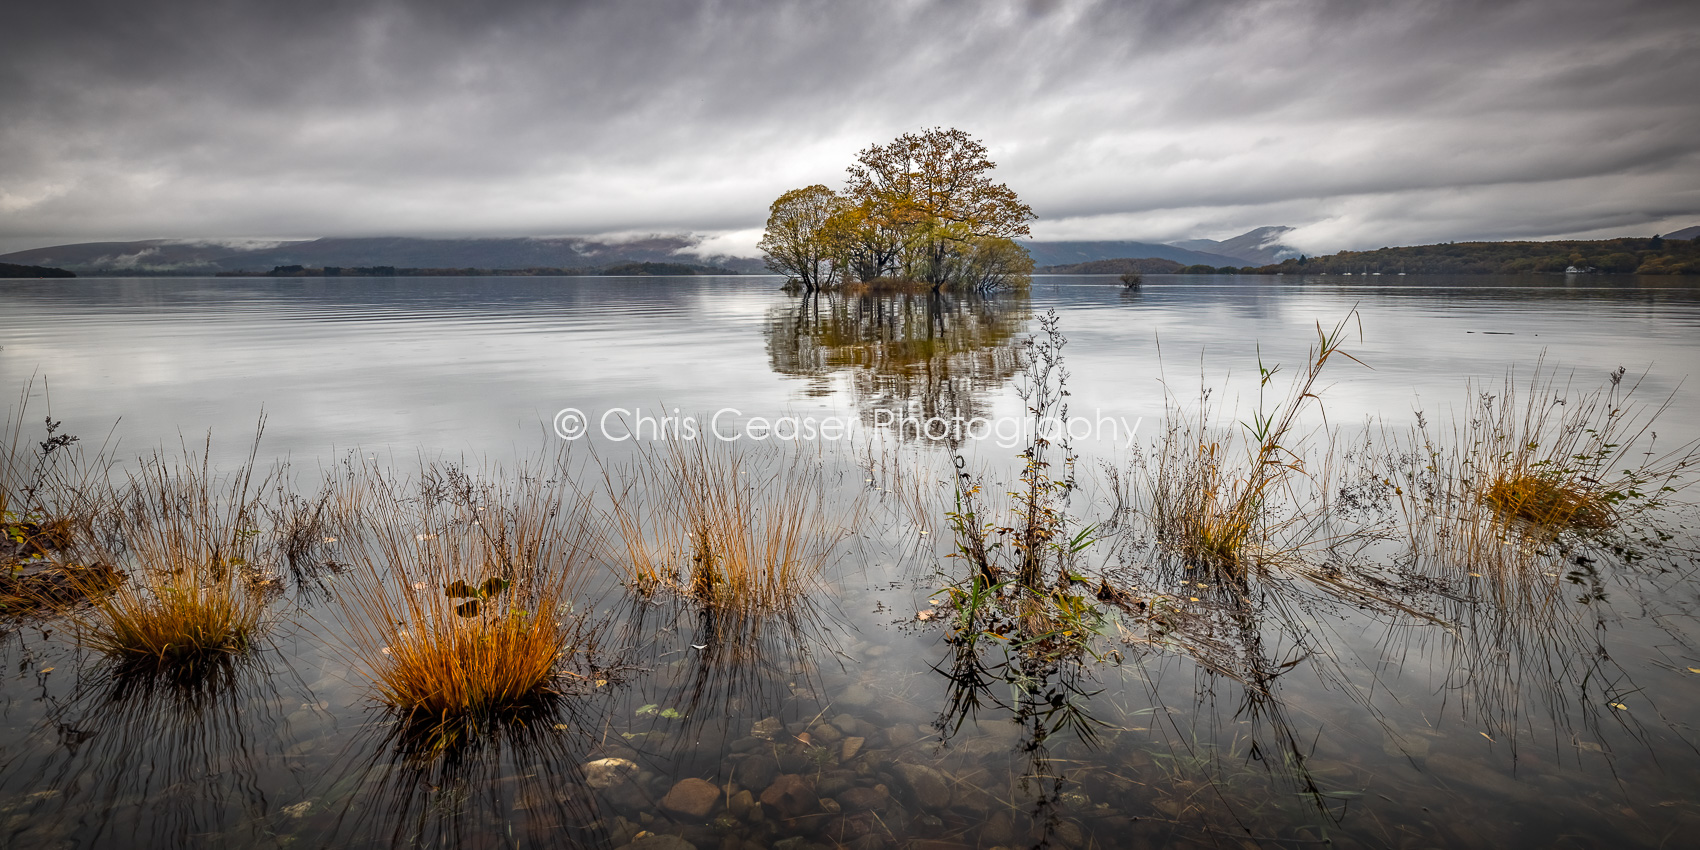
<box><xmin>374</xmin><ymin>609</ymin><xmax>566</xmax><ymax>717</ymax></box>
<box><xmin>74</xmin><ymin>431</ymin><xmax>272</xmax><ymax>665</ymax></box>
<box><xmin>1481</xmin><ymin>472</ymin><xmax>1614</xmax><ymax>532</ymax></box>
<box><xmin>328</xmin><ymin>449</ymin><xmax>596</xmax><ymax>724</ymax></box>
<box><xmin>82</xmin><ymin>577</ymin><xmax>260</xmax><ymax>661</ymax></box>
<box><xmin>1388</xmin><ymin>361</ymin><xmax>1696</xmax><ymax>580</ymax></box>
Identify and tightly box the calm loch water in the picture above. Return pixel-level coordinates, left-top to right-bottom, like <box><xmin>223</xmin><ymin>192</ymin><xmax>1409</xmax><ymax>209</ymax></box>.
<box><xmin>3</xmin><ymin>273</ymin><xmax>1700</xmax><ymax>849</ymax></box>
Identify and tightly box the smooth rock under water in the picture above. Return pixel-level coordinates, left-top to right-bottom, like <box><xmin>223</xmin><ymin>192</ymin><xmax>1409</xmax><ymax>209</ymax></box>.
<box><xmin>585</xmin><ymin>758</ymin><xmax>640</xmax><ymax>790</ymax></box>
<box><xmin>659</xmin><ymin>778</ymin><xmax>721</xmax><ymax>820</ymax></box>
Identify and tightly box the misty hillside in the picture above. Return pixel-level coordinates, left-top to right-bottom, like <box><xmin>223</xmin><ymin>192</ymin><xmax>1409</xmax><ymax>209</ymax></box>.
<box><xmin>0</xmin><ymin>236</ymin><xmax>767</xmax><ymax>275</ymax></box>
<box><xmin>1020</xmin><ymin>240</ymin><xmax>1241</xmax><ymax>267</ymax></box>
<box><xmin>1171</xmin><ymin>226</ymin><xmax>1299</xmax><ymax>264</ymax></box>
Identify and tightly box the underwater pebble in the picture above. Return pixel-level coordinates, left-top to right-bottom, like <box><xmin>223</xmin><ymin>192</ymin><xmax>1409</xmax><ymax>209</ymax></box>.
<box><xmin>750</xmin><ymin>717</ymin><xmax>783</xmax><ymax>740</ymax></box>
<box><xmin>837</xmin><ymin>684</ymin><xmax>875</xmax><ymax>707</ymax></box>
<box><xmin>585</xmin><ymin>758</ymin><xmax>640</xmax><ymax>790</ymax></box>
<box><xmin>841</xmin><ymin>736</ymin><xmax>865</xmax><ymax>761</ymax></box>
<box><xmin>659</xmin><ymin>777</ymin><xmax>720</xmax><ymax>820</ymax></box>
<box><xmin>836</xmin><ymin>786</ymin><xmax>889</xmax><ymax>813</ymax></box>
<box><xmin>829</xmin><ymin>713</ymin><xmax>866</xmax><ymax>736</ymax></box>
<box><xmin>725</xmin><ymin>789</ymin><xmax>755</xmax><ymax>819</ymax></box>
<box><xmin>760</xmin><ymin>774</ymin><xmax>819</xmax><ymax>818</ymax></box>
<box><xmin>894</xmin><ymin>763</ymin><xmax>951</xmax><ymax>809</ymax></box>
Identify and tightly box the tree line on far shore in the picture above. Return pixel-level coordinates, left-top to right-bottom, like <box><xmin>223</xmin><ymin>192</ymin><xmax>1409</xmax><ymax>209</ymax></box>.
<box><xmin>759</xmin><ymin>128</ymin><xmax>1036</xmax><ymax>293</ymax></box>
<box><xmin>1239</xmin><ymin>235</ymin><xmax>1700</xmax><ymax>276</ymax></box>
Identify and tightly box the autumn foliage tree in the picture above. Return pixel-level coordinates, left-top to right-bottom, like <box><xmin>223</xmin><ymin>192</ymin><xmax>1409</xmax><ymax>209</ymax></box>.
<box><xmin>759</xmin><ymin>128</ymin><xmax>1036</xmax><ymax>292</ymax></box>
<box><xmin>757</xmin><ymin>184</ymin><xmax>844</xmax><ymax>291</ymax></box>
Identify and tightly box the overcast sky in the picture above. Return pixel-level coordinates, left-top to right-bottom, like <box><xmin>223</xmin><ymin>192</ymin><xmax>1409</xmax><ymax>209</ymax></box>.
<box><xmin>2</xmin><ymin>0</ymin><xmax>1696</xmax><ymax>256</ymax></box>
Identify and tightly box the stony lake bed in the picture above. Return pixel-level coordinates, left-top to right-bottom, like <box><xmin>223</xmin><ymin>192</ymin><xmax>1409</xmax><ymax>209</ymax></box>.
<box><xmin>4</xmin><ymin>273</ymin><xmax>1700</xmax><ymax>849</ymax></box>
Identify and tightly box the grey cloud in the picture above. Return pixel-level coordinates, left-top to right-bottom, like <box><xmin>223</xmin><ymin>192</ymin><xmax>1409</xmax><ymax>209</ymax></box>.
<box><xmin>1</xmin><ymin>0</ymin><xmax>1696</xmax><ymax>253</ymax></box>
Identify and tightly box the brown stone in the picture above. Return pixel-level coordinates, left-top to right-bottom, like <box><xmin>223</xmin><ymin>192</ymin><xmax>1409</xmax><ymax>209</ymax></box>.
<box><xmin>725</xmin><ymin>788</ymin><xmax>755</xmax><ymax>819</ymax></box>
<box><xmin>659</xmin><ymin>777</ymin><xmax>721</xmax><ymax>820</ymax></box>
<box><xmin>759</xmin><ymin>773</ymin><xmax>820</xmax><ymax>819</ymax></box>
<box><xmin>841</xmin><ymin>736</ymin><xmax>865</xmax><ymax>761</ymax></box>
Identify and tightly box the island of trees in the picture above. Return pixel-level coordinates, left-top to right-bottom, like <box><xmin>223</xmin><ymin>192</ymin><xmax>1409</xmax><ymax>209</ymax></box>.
<box><xmin>0</xmin><ymin>262</ymin><xmax>75</xmax><ymax>278</ymax></box>
<box><xmin>759</xmin><ymin>128</ymin><xmax>1036</xmax><ymax>293</ymax></box>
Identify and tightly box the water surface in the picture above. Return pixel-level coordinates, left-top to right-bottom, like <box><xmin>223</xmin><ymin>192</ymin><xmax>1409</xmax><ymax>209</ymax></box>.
<box><xmin>3</xmin><ymin>273</ymin><xmax>1700</xmax><ymax>849</ymax></box>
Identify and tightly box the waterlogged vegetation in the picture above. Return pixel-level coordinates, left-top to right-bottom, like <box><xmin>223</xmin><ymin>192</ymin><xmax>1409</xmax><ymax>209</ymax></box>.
<box><xmin>3</xmin><ymin>282</ymin><xmax>1700</xmax><ymax>849</ymax></box>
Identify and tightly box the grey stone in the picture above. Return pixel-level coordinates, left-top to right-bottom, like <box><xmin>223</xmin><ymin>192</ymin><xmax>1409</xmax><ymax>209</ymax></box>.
<box><xmin>751</xmin><ymin>717</ymin><xmax>784</xmax><ymax>740</ymax></box>
<box><xmin>830</xmin><ymin>713</ymin><xmax>867</xmax><ymax>737</ymax></box>
<box><xmin>734</xmin><ymin>755</ymin><xmax>778</xmax><ymax>792</ymax></box>
<box><xmin>893</xmin><ymin>763</ymin><xmax>951</xmax><ymax>809</ymax></box>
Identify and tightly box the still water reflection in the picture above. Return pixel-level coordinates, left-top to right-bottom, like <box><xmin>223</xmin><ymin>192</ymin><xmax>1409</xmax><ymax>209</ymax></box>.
<box><xmin>2</xmin><ymin>274</ymin><xmax>1700</xmax><ymax>849</ymax></box>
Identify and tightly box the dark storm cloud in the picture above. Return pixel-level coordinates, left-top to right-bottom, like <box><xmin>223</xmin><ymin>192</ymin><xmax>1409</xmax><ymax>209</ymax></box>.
<box><xmin>2</xmin><ymin>0</ymin><xmax>1696</xmax><ymax>254</ymax></box>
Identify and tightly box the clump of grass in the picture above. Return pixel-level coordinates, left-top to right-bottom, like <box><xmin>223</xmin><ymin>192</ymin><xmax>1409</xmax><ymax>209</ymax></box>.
<box><xmin>374</xmin><ymin>604</ymin><xmax>566</xmax><ymax>718</ymax></box>
<box><xmin>77</xmin><ymin>431</ymin><xmax>271</xmax><ymax>665</ymax></box>
<box><xmin>601</xmin><ymin>437</ymin><xmax>857</xmax><ymax>611</ymax></box>
<box><xmin>3</xmin><ymin>380</ymin><xmax>122</xmax><ymax>614</ymax></box>
<box><xmin>1390</xmin><ymin>362</ymin><xmax>1697</xmax><ymax>576</ymax></box>
<box><xmin>83</xmin><ymin>579</ymin><xmax>260</xmax><ymax>661</ymax></box>
<box><xmin>328</xmin><ymin>450</ymin><xmax>597</xmax><ymax>727</ymax></box>
<box><xmin>1480</xmin><ymin>473</ymin><xmax>1614</xmax><ymax>531</ymax></box>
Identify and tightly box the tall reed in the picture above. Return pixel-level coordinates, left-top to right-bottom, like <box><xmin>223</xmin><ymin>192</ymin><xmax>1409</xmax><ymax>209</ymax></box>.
<box><xmin>1145</xmin><ymin>312</ymin><xmax>1366</xmax><ymax>577</ymax></box>
<box><xmin>600</xmin><ymin>437</ymin><xmax>857</xmax><ymax>612</ymax></box>
<box><xmin>3</xmin><ymin>380</ymin><xmax>118</xmax><ymax>610</ymax></box>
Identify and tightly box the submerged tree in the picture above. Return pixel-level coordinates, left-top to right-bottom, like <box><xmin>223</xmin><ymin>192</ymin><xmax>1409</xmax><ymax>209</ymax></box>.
<box><xmin>757</xmin><ymin>184</ymin><xmax>844</xmax><ymax>292</ymax></box>
<box><xmin>846</xmin><ymin>127</ymin><xmax>1035</xmax><ymax>289</ymax></box>
<box><xmin>759</xmin><ymin>128</ymin><xmax>1036</xmax><ymax>292</ymax></box>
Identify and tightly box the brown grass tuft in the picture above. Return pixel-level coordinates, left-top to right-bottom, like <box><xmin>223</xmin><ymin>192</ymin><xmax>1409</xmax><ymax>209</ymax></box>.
<box><xmin>374</xmin><ymin>608</ymin><xmax>567</xmax><ymax>717</ymax></box>
<box><xmin>76</xmin><ymin>430</ymin><xmax>271</xmax><ymax>664</ymax></box>
<box><xmin>1481</xmin><ymin>472</ymin><xmax>1614</xmax><ymax>532</ymax></box>
<box><xmin>327</xmin><ymin>448</ymin><xmax>596</xmax><ymax>724</ymax></box>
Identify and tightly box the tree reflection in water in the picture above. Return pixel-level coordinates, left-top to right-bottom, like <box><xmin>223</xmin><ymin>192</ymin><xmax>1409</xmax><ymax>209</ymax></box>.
<box><xmin>766</xmin><ymin>289</ymin><xmax>1031</xmax><ymax>432</ymax></box>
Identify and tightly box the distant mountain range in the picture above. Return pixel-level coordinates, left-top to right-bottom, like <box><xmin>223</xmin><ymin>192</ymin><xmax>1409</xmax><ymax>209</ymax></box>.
<box><xmin>1020</xmin><ymin>240</ymin><xmax>1244</xmax><ymax>268</ymax></box>
<box><xmin>1171</xmin><ymin>226</ymin><xmax>1300</xmax><ymax>264</ymax></box>
<box><xmin>0</xmin><ymin>227</ymin><xmax>1303</xmax><ymax>277</ymax></box>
